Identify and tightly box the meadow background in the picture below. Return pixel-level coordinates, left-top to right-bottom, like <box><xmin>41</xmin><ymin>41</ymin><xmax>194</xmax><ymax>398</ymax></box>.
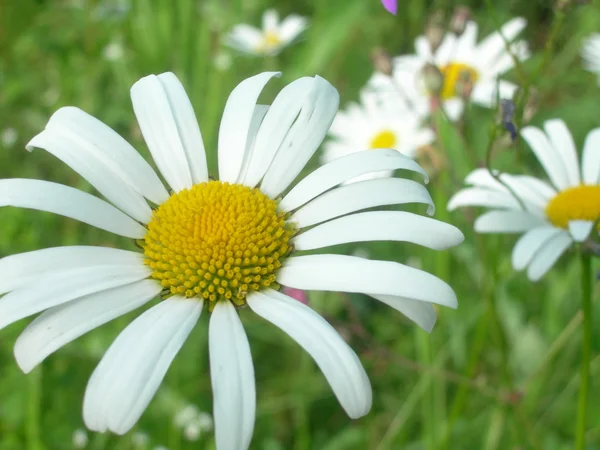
<box><xmin>0</xmin><ymin>0</ymin><xmax>599</xmax><ymax>449</ymax></box>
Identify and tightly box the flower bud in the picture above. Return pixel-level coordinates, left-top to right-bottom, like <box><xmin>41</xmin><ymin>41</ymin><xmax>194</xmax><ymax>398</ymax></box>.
<box><xmin>425</xmin><ymin>10</ymin><xmax>445</xmax><ymax>52</ymax></box>
<box><xmin>421</xmin><ymin>63</ymin><xmax>444</xmax><ymax>96</ymax></box>
<box><xmin>370</xmin><ymin>47</ymin><xmax>394</xmax><ymax>76</ymax></box>
<box><xmin>449</xmin><ymin>6</ymin><xmax>472</xmax><ymax>36</ymax></box>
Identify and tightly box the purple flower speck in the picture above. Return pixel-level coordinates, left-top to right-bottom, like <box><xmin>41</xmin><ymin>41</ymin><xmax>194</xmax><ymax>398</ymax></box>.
<box><xmin>381</xmin><ymin>0</ymin><xmax>397</xmax><ymax>15</ymax></box>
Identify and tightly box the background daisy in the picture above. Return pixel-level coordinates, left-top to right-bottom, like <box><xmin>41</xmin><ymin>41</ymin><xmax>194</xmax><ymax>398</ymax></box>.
<box><xmin>581</xmin><ymin>33</ymin><xmax>600</xmax><ymax>84</ymax></box>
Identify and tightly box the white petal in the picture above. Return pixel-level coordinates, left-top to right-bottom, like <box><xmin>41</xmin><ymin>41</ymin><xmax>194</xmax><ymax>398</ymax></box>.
<box><xmin>156</xmin><ymin>72</ymin><xmax>209</xmax><ymax>185</ymax></box>
<box><xmin>442</xmin><ymin>98</ymin><xmax>465</xmax><ymax>121</ymax></box>
<box><xmin>543</xmin><ymin>119</ymin><xmax>580</xmax><ymax>186</ymax></box>
<box><xmin>291</xmin><ymin>178</ymin><xmax>434</xmax><ymax>228</ymax></box>
<box><xmin>434</xmin><ymin>33</ymin><xmax>457</xmax><ymax>66</ymax></box>
<box><xmin>368</xmin><ymin>294</ymin><xmax>437</xmax><ymax>332</ymax></box>
<box><xmin>474</xmin><ymin>210</ymin><xmax>547</xmax><ymax>234</ymax></box>
<box><xmin>27</xmin><ymin>131</ymin><xmax>152</xmax><ymax>224</ymax></box>
<box><xmin>568</xmin><ymin>220</ymin><xmax>594</xmax><ymax>242</ymax></box>
<box><xmin>240</xmin><ymin>77</ymin><xmax>314</xmax><ymax>187</ymax></box>
<box><xmin>0</xmin><ymin>263</ymin><xmax>151</xmax><ymax>331</ymax></box>
<box><xmin>261</xmin><ymin>76</ymin><xmax>340</xmax><ymax>198</ymax></box>
<box><xmin>130</xmin><ymin>74</ymin><xmax>193</xmax><ymax>192</ymax></box>
<box><xmin>447</xmin><ymin>187</ymin><xmax>521</xmax><ymax>211</ymax></box>
<box><xmin>455</xmin><ymin>22</ymin><xmax>478</xmax><ymax>60</ymax></box>
<box><xmin>0</xmin><ymin>246</ymin><xmax>145</xmax><ymax>295</ymax></box>
<box><xmin>582</xmin><ymin>128</ymin><xmax>600</xmax><ymax>185</ymax></box>
<box><xmin>511</xmin><ymin>227</ymin><xmax>562</xmax><ymax>271</ymax></box>
<box><xmin>262</xmin><ymin>9</ymin><xmax>279</xmax><ymax>31</ymax></box>
<box><xmin>470</xmin><ymin>80</ymin><xmax>517</xmax><ymax>108</ymax></box>
<box><xmin>521</xmin><ymin>126</ymin><xmax>570</xmax><ymax>190</ymax></box>
<box><xmin>83</xmin><ymin>299</ymin><xmax>201</xmax><ymax>434</ymax></box>
<box><xmin>526</xmin><ymin>231</ymin><xmax>573</xmax><ymax>281</ymax></box>
<box><xmin>414</xmin><ymin>36</ymin><xmax>433</xmax><ymax>60</ymax></box>
<box><xmin>278</xmin><ymin>255</ymin><xmax>458</xmax><ymax>307</ymax></box>
<box><xmin>218</xmin><ymin>72</ymin><xmax>281</xmax><ymax>183</ymax></box>
<box><xmin>248</xmin><ymin>289</ymin><xmax>371</xmax><ymax>418</ymax></box>
<box><xmin>278</xmin><ymin>15</ymin><xmax>308</xmax><ymax>42</ymax></box>
<box><xmin>477</xmin><ymin>18</ymin><xmax>527</xmax><ymax>67</ymax></box>
<box><xmin>280</xmin><ymin>149</ymin><xmax>428</xmax><ymax>212</ymax></box>
<box><xmin>0</xmin><ymin>179</ymin><xmax>147</xmax><ymax>239</ymax></box>
<box><xmin>40</xmin><ymin>107</ymin><xmax>169</xmax><ymax>205</ymax></box>
<box><xmin>293</xmin><ymin>211</ymin><xmax>464</xmax><ymax>251</ymax></box>
<box><xmin>235</xmin><ymin>105</ymin><xmax>269</xmax><ymax>184</ymax></box>
<box><xmin>14</xmin><ymin>279</ymin><xmax>161</xmax><ymax>373</ymax></box>
<box><xmin>209</xmin><ymin>301</ymin><xmax>255</xmax><ymax>450</ymax></box>
<box><xmin>224</xmin><ymin>26</ymin><xmax>263</xmax><ymax>54</ymax></box>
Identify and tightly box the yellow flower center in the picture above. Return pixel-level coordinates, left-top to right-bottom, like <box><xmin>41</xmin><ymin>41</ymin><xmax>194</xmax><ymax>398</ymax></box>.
<box><xmin>545</xmin><ymin>184</ymin><xmax>600</xmax><ymax>229</ymax></box>
<box><xmin>439</xmin><ymin>62</ymin><xmax>479</xmax><ymax>99</ymax></box>
<box><xmin>141</xmin><ymin>181</ymin><xmax>294</xmax><ymax>309</ymax></box>
<box><xmin>370</xmin><ymin>129</ymin><xmax>397</xmax><ymax>149</ymax></box>
<box><xmin>256</xmin><ymin>31</ymin><xmax>281</xmax><ymax>53</ymax></box>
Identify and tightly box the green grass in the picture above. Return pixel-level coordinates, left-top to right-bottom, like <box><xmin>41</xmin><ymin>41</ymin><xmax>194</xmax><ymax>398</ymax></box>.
<box><xmin>0</xmin><ymin>0</ymin><xmax>599</xmax><ymax>449</ymax></box>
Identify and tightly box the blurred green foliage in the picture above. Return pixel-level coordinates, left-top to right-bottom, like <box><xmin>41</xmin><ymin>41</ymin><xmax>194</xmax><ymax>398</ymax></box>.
<box><xmin>0</xmin><ymin>0</ymin><xmax>599</xmax><ymax>449</ymax></box>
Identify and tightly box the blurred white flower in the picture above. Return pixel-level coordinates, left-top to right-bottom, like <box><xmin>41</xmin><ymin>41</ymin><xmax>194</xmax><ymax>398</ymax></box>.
<box><xmin>72</xmin><ymin>428</ymin><xmax>89</xmax><ymax>449</ymax></box>
<box><xmin>132</xmin><ymin>431</ymin><xmax>150</xmax><ymax>448</ymax></box>
<box><xmin>322</xmin><ymin>88</ymin><xmax>434</xmax><ymax>182</ymax></box>
<box><xmin>183</xmin><ymin>421</ymin><xmax>202</xmax><ymax>441</ymax></box>
<box><xmin>196</xmin><ymin>411</ymin><xmax>214</xmax><ymax>432</ymax></box>
<box><xmin>103</xmin><ymin>40</ymin><xmax>125</xmax><ymax>61</ymax></box>
<box><xmin>225</xmin><ymin>9</ymin><xmax>308</xmax><ymax>56</ymax></box>
<box><xmin>173</xmin><ymin>404</ymin><xmax>200</xmax><ymax>428</ymax></box>
<box><xmin>449</xmin><ymin>119</ymin><xmax>600</xmax><ymax>280</ymax></box>
<box><xmin>1</xmin><ymin>128</ymin><xmax>17</xmax><ymax>148</ymax></box>
<box><xmin>581</xmin><ymin>33</ymin><xmax>600</xmax><ymax>84</ymax></box>
<box><xmin>152</xmin><ymin>447</ymin><xmax>169</xmax><ymax>450</ymax></box>
<box><xmin>213</xmin><ymin>51</ymin><xmax>232</xmax><ymax>72</ymax></box>
<box><xmin>370</xmin><ymin>17</ymin><xmax>530</xmax><ymax>120</ymax></box>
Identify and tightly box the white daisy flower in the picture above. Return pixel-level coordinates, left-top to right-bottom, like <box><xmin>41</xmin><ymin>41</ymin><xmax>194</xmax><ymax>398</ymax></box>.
<box><xmin>0</xmin><ymin>71</ymin><xmax>463</xmax><ymax>450</ymax></box>
<box><xmin>448</xmin><ymin>119</ymin><xmax>600</xmax><ymax>281</ymax></box>
<box><xmin>370</xmin><ymin>17</ymin><xmax>530</xmax><ymax>120</ymax></box>
<box><xmin>72</xmin><ymin>428</ymin><xmax>89</xmax><ymax>449</ymax></box>
<box><xmin>102</xmin><ymin>40</ymin><xmax>125</xmax><ymax>62</ymax></box>
<box><xmin>323</xmin><ymin>88</ymin><xmax>435</xmax><ymax>182</ymax></box>
<box><xmin>225</xmin><ymin>9</ymin><xmax>308</xmax><ymax>57</ymax></box>
<box><xmin>581</xmin><ymin>33</ymin><xmax>600</xmax><ymax>84</ymax></box>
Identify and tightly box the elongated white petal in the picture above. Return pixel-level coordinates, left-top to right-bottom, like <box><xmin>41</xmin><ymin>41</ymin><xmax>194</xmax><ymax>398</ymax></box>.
<box><xmin>293</xmin><ymin>211</ymin><xmax>464</xmax><ymax>251</ymax></box>
<box><xmin>526</xmin><ymin>231</ymin><xmax>573</xmax><ymax>281</ymax></box>
<box><xmin>218</xmin><ymin>72</ymin><xmax>281</xmax><ymax>183</ymax></box>
<box><xmin>14</xmin><ymin>279</ymin><xmax>161</xmax><ymax>373</ymax></box>
<box><xmin>291</xmin><ymin>178</ymin><xmax>434</xmax><ymax>228</ymax></box>
<box><xmin>157</xmin><ymin>72</ymin><xmax>209</xmax><ymax>185</ymax></box>
<box><xmin>209</xmin><ymin>301</ymin><xmax>255</xmax><ymax>450</ymax></box>
<box><xmin>280</xmin><ymin>149</ymin><xmax>428</xmax><ymax>212</ymax></box>
<box><xmin>131</xmin><ymin>74</ymin><xmax>194</xmax><ymax>192</ymax></box>
<box><xmin>369</xmin><ymin>294</ymin><xmax>437</xmax><ymax>332</ymax></box>
<box><xmin>0</xmin><ymin>246</ymin><xmax>145</xmax><ymax>295</ymax></box>
<box><xmin>477</xmin><ymin>17</ymin><xmax>527</xmax><ymax>67</ymax></box>
<box><xmin>235</xmin><ymin>105</ymin><xmax>269</xmax><ymax>183</ymax></box>
<box><xmin>278</xmin><ymin>255</ymin><xmax>457</xmax><ymax>307</ymax></box>
<box><xmin>0</xmin><ymin>264</ymin><xmax>151</xmax><ymax>331</ymax></box>
<box><xmin>83</xmin><ymin>299</ymin><xmax>201</xmax><ymax>434</ymax></box>
<box><xmin>521</xmin><ymin>126</ymin><xmax>570</xmax><ymax>190</ymax></box>
<box><xmin>261</xmin><ymin>76</ymin><xmax>340</xmax><ymax>198</ymax></box>
<box><xmin>240</xmin><ymin>77</ymin><xmax>314</xmax><ymax>187</ymax></box>
<box><xmin>0</xmin><ymin>179</ymin><xmax>147</xmax><ymax>239</ymax></box>
<box><xmin>474</xmin><ymin>210</ymin><xmax>547</xmax><ymax>234</ymax></box>
<box><xmin>511</xmin><ymin>227</ymin><xmax>562</xmax><ymax>271</ymax></box>
<box><xmin>582</xmin><ymin>128</ymin><xmax>600</xmax><ymax>185</ymax></box>
<box><xmin>448</xmin><ymin>187</ymin><xmax>521</xmax><ymax>211</ymax></box>
<box><xmin>27</xmin><ymin>131</ymin><xmax>152</xmax><ymax>224</ymax></box>
<box><xmin>248</xmin><ymin>289</ymin><xmax>371</xmax><ymax>418</ymax></box>
<box><xmin>568</xmin><ymin>220</ymin><xmax>594</xmax><ymax>242</ymax></box>
<box><xmin>543</xmin><ymin>119</ymin><xmax>580</xmax><ymax>187</ymax></box>
<box><xmin>41</xmin><ymin>107</ymin><xmax>169</xmax><ymax>204</ymax></box>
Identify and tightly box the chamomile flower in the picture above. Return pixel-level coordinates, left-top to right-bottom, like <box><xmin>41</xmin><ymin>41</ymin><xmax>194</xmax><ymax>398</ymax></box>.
<box><xmin>322</xmin><ymin>88</ymin><xmax>435</xmax><ymax>181</ymax></box>
<box><xmin>0</xmin><ymin>71</ymin><xmax>463</xmax><ymax>450</ymax></box>
<box><xmin>581</xmin><ymin>33</ymin><xmax>600</xmax><ymax>84</ymax></box>
<box><xmin>448</xmin><ymin>119</ymin><xmax>600</xmax><ymax>281</ymax></box>
<box><xmin>370</xmin><ymin>17</ymin><xmax>530</xmax><ymax>120</ymax></box>
<box><xmin>224</xmin><ymin>9</ymin><xmax>308</xmax><ymax>57</ymax></box>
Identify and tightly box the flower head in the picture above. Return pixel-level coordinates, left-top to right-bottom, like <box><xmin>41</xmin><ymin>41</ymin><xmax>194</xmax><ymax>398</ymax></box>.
<box><xmin>369</xmin><ymin>17</ymin><xmax>530</xmax><ymax>120</ymax></box>
<box><xmin>225</xmin><ymin>10</ymin><xmax>308</xmax><ymax>57</ymax></box>
<box><xmin>581</xmin><ymin>33</ymin><xmax>600</xmax><ymax>84</ymax></box>
<box><xmin>1</xmin><ymin>71</ymin><xmax>462</xmax><ymax>449</ymax></box>
<box><xmin>449</xmin><ymin>119</ymin><xmax>600</xmax><ymax>281</ymax></box>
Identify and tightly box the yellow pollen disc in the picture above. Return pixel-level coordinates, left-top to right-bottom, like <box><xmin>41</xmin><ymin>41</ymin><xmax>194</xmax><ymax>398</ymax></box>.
<box><xmin>439</xmin><ymin>62</ymin><xmax>479</xmax><ymax>99</ymax></box>
<box><xmin>141</xmin><ymin>181</ymin><xmax>294</xmax><ymax>308</ymax></box>
<box><xmin>545</xmin><ymin>184</ymin><xmax>600</xmax><ymax>229</ymax></box>
<box><xmin>370</xmin><ymin>129</ymin><xmax>397</xmax><ymax>149</ymax></box>
<box><xmin>256</xmin><ymin>31</ymin><xmax>281</xmax><ymax>53</ymax></box>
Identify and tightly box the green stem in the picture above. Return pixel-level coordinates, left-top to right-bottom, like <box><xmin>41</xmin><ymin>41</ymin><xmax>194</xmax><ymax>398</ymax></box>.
<box><xmin>576</xmin><ymin>252</ymin><xmax>592</xmax><ymax>449</ymax></box>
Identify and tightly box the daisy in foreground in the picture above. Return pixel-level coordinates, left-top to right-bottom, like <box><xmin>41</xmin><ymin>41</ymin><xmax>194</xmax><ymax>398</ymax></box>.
<box><xmin>224</xmin><ymin>9</ymin><xmax>307</xmax><ymax>57</ymax></box>
<box><xmin>581</xmin><ymin>33</ymin><xmax>600</xmax><ymax>84</ymax></box>
<box><xmin>448</xmin><ymin>119</ymin><xmax>600</xmax><ymax>281</ymax></box>
<box><xmin>0</xmin><ymin>72</ymin><xmax>463</xmax><ymax>449</ymax></box>
<box><xmin>322</xmin><ymin>87</ymin><xmax>434</xmax><ymax>181</ymax></box>
<box><xmin>369</xmin><ymin>17</ymin><xmax>530</xmax><ymax>120</ymax></box>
